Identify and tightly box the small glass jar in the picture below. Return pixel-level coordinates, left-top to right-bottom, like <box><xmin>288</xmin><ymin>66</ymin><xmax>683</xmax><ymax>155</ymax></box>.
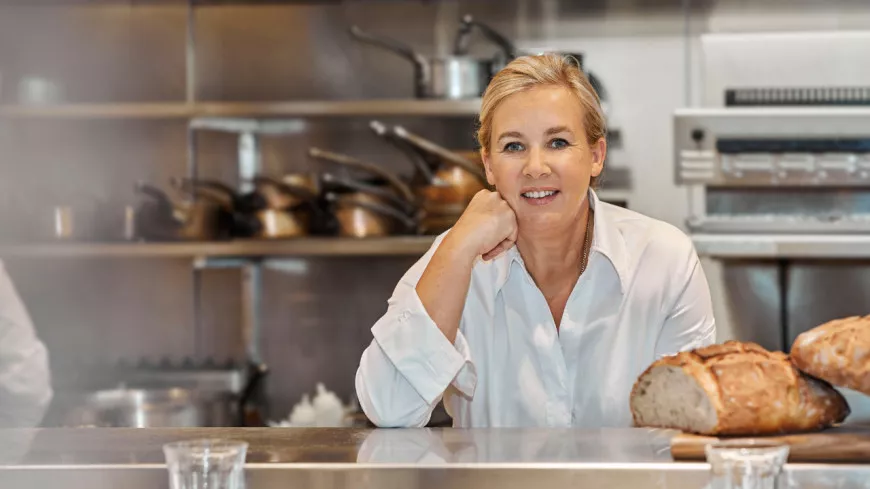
<box><xmin>705</xmin><ymin>440</ymin><xmax>790</xmax><ymax>489</ymax></box>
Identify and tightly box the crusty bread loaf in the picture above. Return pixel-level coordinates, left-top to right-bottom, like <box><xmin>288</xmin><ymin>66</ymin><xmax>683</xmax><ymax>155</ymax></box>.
<box><xmin>630</xmin><ymin>341</ymin><xmax>849</xmax><ymax>435</ymax></box>
<box><xmin>791</xmin><ymin>315</ymin><xmax>870</xmax><ymax>396</ymax></box>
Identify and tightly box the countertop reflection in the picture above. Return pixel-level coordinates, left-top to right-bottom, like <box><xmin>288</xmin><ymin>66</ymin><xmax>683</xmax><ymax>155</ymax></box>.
<box><xmin>0</xmin><ymin>427</ymin><xmax>677</xmax><ymax>466</ymax></box>
<box><xmin>0</xmin><ymin>428</ymin><xmax>673</xmax><ymax>466</ymax></box>
<box><xmin>356</xmin><ymin>428</ymin><xmax>676</xmax><ymax>464</ymax></box>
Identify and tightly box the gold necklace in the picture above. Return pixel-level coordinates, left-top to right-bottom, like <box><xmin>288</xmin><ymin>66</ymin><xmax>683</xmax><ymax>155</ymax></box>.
<box><xmin>580</xmin><ymin>208</ymin><xmax>594</xmax><ymax>275</ymax></box>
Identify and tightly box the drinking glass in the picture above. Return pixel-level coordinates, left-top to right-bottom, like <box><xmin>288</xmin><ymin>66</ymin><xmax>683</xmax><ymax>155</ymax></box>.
<box><xmin>705</xmin><ymin>440</ymin><xmax>790</xmax><ymax>489</ymax></box>
<box><xmin>163</xmin><ymin>439</ymin><xmax>248</xmax><ymax>489</ymax></box>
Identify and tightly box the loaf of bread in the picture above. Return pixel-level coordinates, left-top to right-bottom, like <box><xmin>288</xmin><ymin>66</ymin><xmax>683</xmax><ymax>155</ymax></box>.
<box><xmin>630</xmin><ymin>341</ymin><xmax>849</xmax><ymax>435</ymax></box>
<box><xmin>791</xmin><ymin>315</ymin><xmax>870</xmax><ymax>396</ymax></box>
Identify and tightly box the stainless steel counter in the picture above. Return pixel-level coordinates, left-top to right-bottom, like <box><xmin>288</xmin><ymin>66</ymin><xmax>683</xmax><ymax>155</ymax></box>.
<box><xmin>0</xmin><ymin>428</ymin><xmax>868</xmax><ymax>489</ymax></box>
<box><xmin>692</xmin><ymin>233</ymin><xmax>870</xmax><ymax>259</ymax></box>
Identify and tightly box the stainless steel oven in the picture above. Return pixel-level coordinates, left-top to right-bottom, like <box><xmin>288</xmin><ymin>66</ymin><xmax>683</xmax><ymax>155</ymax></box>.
<box><xmin>675</xmin><ymin>31</ymin><xmax>870</xmax><ymax>422</ymax></box>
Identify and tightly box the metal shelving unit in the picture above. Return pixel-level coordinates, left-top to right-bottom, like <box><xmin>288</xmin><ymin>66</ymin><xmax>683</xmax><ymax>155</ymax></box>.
<box><xmin>0</xmin><ymin>4</ymin><xmax>482</xmax><ymax>369</ymax></box>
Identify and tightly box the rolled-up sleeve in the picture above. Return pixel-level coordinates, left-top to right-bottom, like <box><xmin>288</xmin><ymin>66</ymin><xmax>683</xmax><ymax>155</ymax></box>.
<box><xmin>356</xmin><ymin>235</ymin><xmax>477</xmax><ymax>428</ymax></box>
<box><xmin>0</xmin><ymin>261</ymin><xmax>52</xmax><ymax>428</ymax></box>
<box><xmin>654</xmin><ymin>241</ymin><xmax>716</xmax><ymax>358</ymax></box>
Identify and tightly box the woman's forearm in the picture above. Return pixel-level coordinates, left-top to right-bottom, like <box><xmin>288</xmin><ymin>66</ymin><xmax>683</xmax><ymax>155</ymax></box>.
<box><xmin>415</xmin><ymin>231</ymin><xmax>478</xmax><ymax>343</ymax></box>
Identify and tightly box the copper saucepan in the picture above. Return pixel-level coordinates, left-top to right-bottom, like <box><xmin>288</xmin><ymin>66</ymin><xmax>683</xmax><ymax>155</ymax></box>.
<box><xmin>309</xmin><ymin>147</ymin><xmax>422</xmax><ymax>237</ymax></box>
<box><xmin>325</xmin><ymin>191</ymin><xmax>417</xmax><ymax>238</ymax></box>
<box><xmin>371</xmin><ymin>123</ymin><xmax>489</xmax><ymax>233</ymax></box>
<box><xmin>166</xmin><ymin>179</ymin><xmax>237</xmax><ymax>241</ymax></box>
<box><xmin>173</xmin><ymin>176</ymin><xmax>316</xmax><ymax>239</ymax></box>
<box><xmin>392</xmin><ymin>125</ymin><xmax>488</xmax><ymax>182</ymax></box>
<box><xmin>371</xmin><ymin>123</ymin><xmax>489</xmax><ymax>205</ymax></box>
<box><xmin>247</xmin><ymin>175</ymin><xmax>323</xmax><ymax>239</ymax></box>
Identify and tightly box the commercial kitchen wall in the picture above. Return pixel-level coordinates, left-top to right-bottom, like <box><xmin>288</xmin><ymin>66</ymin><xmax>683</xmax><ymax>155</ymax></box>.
<box><xmin>0</xmin><ymin>0</ymin><xmax>866</xmax><ymax>419</ymax></box>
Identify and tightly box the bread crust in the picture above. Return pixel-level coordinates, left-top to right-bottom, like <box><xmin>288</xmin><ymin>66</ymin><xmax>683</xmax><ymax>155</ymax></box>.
<box><xmin>791</xmin><ymin>315</ymin><xmax>870</xmax><ymax>395</ymax></box>
<box><xmin>630</xmin><ymin>341</ymin><xmax>850</xmax><ymax>435</ymax></box>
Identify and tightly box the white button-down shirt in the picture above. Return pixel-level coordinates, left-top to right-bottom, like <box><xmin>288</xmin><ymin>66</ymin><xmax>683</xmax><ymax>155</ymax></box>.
<box><xmin>356</xmin><ymin>191</ymin><xmax>715</xmax><ymax>428</ymax></box>
<box><xmin>0</xmin><ymin>260</ymin><xmax>52</xmax><ymax>428</ymax></box>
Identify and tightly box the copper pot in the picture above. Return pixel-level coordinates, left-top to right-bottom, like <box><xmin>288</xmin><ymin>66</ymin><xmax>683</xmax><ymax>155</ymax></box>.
<box><xmin>390</xmin><ymin>125</ymin><xmax>488</xmax><ymax>205</ymax></box>
<box><xmin>171</xmin><ymin>177</ymin><xmax>316</xmax><ymax>239</ymax></box>
<box><xmin>309</xmin><ymin>148</ymin><xmax>422</xmax><ymax>237</ymax></box>
<box><xmin>250</xmin><ymin>208</ymin><xmax>309</xmax><ymax>239</ymax></box>
<box><xmin>277</xmin><ymin>172</ymin><xmax>321</xmax><ymax>208</ymax></box>
<box><xmin>372</xmin><ymin>124</ymin><xmax>489</xmax><ymax>233</ymax></box>
<box><xmin>247</xmin><ymin>176</ymin><xmax>321</xmax><ymax>239</ymax></box>
<box><xmin>145</xmin><ymin>180</ymin><xmax>234</xmax><ymax>241</ymax></box>
<box><xmin>326</xmin><ymin>192</ymin><xmax>417</xmax><ymax>238</ymax></box>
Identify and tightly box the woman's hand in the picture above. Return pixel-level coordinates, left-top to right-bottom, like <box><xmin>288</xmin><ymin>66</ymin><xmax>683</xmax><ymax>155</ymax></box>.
<box><xmin>449</xmin><ymin>190</ymin><xmax>518</xmax><ymax>261</ymax></box>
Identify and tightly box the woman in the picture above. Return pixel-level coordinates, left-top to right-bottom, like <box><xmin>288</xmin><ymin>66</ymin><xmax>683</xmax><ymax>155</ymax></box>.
<box><xmin>356</xmin><ymin>53</ymin><xmax>715</xmax><ymax>428</ymax></box>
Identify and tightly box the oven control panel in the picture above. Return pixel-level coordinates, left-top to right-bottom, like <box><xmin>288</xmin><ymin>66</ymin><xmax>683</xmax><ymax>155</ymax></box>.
<box><xmin>674</xmin><ymin>108</ymin><xmax>870</xmax><ymax>187</ymax></box>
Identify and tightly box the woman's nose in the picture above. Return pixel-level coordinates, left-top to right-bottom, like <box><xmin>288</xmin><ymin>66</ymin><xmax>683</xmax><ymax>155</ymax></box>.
<box><xmin>523</xmin><ymin>147</ymin><xmax>551</xmax><ymax>178</ymax></box>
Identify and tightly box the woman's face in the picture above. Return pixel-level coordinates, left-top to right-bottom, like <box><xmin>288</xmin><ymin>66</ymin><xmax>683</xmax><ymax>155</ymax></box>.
<box><xmin>482</xmin><ymin>85</ymin><xmax>605</xmax><ymax>230</ymax></box>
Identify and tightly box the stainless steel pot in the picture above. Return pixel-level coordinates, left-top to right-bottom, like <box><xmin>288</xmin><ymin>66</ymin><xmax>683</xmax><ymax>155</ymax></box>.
<box><xmin>453</xmin><ymin>14</ymin><xmax>517</xmax><ymax>71</ymax></box>
<box><xmin>453</xmin><ymin>15</ymin><xmax>610</xmax><ymax>114</ymax></box>
<box><xmin>65</xmin><ymin>388</ymin><xmax>234</xmax><ymax>428</ymax></box>
<box><xmin>65</xmin><ymin>363</ymin><xmax>268</xmax><ymax>428</ymax></box>
<box><xmin>350</xmin><ymin>26</ymin><xmax>493</xmax><ymax>100</ymax></box>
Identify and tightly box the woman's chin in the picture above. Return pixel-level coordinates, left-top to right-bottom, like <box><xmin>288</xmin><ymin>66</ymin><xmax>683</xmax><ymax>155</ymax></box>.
<box><xmin>517</xmin><ymin>211</ymin><xmax>566</xmax><ymax>231</ymax></box>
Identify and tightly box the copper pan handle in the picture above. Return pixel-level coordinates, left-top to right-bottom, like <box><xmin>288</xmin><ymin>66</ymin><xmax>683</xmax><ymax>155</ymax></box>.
<box><xmin>308</xmin><ymin>147</ymin><xmax>416</xmax><ymax>204</ymax></box>
<box><xmin>391</xmin><ymin>126</ymin><xmax>488</xmax><ymax>184</ymax></box>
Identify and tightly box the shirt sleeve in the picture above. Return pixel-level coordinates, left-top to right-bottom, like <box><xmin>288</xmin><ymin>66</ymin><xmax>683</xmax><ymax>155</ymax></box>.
<box><xmin>356</xmin><ymin>233</ymin><xmax>478</xmax><ymax>428</ymax></box>
<box><xmin>0</xmin><ymin>261</ymin><xmax>53</xmax><ymax>428</ymax></box>
<box><xmin>654</xmin><ymin>243</ymin><xmax>716</xmax><ymax>358</ymax></box>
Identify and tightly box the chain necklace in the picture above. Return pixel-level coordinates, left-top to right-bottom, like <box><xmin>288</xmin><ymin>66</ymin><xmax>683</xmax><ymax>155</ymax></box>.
<box><xmin>579</xmin><ymin>208</ymin><xmax>595</xmax><ymax>275</ymax></box>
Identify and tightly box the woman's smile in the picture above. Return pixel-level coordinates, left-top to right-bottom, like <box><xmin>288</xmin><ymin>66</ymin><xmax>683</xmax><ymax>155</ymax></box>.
<box><xmin>520</xmin><ymin>187</ymin><xmax>561</xmax><ymax>206</ymax></box>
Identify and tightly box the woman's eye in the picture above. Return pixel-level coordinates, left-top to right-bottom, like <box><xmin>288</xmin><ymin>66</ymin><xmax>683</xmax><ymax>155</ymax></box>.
<box><xmin>549</xmin><ymin>138</ymin><xmax>570</xmax><ymax>149</ymax></box>
<box><xmin>503</xmin><ymin>142</ymin><xmax>525</xmax><ymax>152</ymax></box>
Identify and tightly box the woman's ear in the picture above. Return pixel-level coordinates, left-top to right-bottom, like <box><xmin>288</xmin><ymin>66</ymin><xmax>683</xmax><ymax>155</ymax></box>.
<box><xmin>481</xmin><ymin>149</ymin><xmax>496</xmax><ymax>186</ymax></box>
<box><xmin>590</xmin><ymin>137</ymin><xmax>607</xmax><ymax>178</ymax></box>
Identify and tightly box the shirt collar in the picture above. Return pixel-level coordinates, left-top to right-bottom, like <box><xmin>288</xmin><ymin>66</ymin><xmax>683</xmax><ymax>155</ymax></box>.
<box><xmin>493</xmin><ymin>189</ymin><xmax>629</xmax><ymax>294</ymax></box>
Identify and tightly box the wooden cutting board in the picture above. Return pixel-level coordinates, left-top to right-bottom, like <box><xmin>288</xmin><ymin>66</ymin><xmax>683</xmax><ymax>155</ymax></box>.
<box><xmin>671</xmin><ymin>426</ymin><xmax>870</xmax><ymax>463</ymax></box>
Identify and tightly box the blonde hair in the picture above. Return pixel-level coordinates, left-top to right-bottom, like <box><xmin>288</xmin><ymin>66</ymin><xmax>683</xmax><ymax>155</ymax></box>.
<box><xmin>476</xmin><ymin>53</ymin><xmax>607</xmax><ymax>187</ymax></box>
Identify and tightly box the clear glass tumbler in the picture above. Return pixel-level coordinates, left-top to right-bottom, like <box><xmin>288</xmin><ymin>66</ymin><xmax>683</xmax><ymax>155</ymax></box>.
<box><xmin>705</xmin><ymin>440</ymin><xmax>790</xmax><ymax>489</ymax></box>
<box><xmin>163</xmin><ymin>439</ymin><xmax>249</xmax><ymax>489</ymax></box>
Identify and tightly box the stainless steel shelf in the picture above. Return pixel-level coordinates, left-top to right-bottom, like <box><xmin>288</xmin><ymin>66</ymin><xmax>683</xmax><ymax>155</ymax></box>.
<box><xmin>692</xmin><ymin>233</ymin><xmax>870</xmax><ymax>259</ymax></box>
<box><xmin>0</xmin><ymin>237</ymin><xmax>436</xmax><ymax>259</ymax></box>
<box><xmin>0</xmin><ymin>100</ymin><xmax>482</xmax><ymax>120</ymax></box>
<box><xmin>0</xmin><ymin>103</ymin><xmax>195</xmax><ymax>119</ymax></box>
